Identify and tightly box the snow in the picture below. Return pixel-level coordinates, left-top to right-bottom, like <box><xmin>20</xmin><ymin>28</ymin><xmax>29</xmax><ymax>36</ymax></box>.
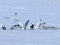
<box><xmin>0</xmin><ymin>30</ymin><xmax>60</xmax><ymax>45</ymax></box>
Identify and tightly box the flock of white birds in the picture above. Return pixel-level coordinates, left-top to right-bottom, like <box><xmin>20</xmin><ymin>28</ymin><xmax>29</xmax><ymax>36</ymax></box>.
<box><xmin>0</xmin><ymin>12</ymin><xmax>60</xmax><ymax>30</ymax></box>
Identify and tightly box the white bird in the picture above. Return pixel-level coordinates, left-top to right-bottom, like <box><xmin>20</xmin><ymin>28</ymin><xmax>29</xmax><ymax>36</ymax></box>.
<box><xmin>0</xmin><ymin>24</ymin><xmax>6</xmax><ymax>30</ymax></box>
<box><xmin>35</xmin><ymin>19</ymin><xmax>45</xmax><ymax>30</ymax></box>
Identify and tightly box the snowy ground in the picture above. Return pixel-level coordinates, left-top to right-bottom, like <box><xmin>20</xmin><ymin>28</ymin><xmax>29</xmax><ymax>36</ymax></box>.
<box><xmin>0</xmin><ymin>30</ymin><xmax>60</xmax><ymax>45</ymax></box>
